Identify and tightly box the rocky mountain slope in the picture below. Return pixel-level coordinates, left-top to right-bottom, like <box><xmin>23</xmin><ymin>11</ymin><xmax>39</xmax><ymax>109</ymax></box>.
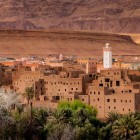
<box><xmin>0</xmin><ymin>0</ymin><xmax>139</xmax><ymax>33</ymax></box>
<box><xmin>0</xmin><ymin>30</ymin><xmax>139</xmax><ymax>57</ymax></box>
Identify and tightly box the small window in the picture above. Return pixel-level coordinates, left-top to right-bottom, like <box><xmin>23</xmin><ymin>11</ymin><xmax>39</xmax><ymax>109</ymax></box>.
<box><xmin>116</xmin><ymin>81</ymin><xmax>120</xmax><ymax>86</ymax></box>
<box><xmin>121</xmin><ymin>100</ymin><xmax>123</xmax><ymax>102</ymax></box>
<box><xmin>114</xmin><ymin>107</ymin><xmax>116</xmax><ymax>109</ymax></box>
<box><xmin>82</xmin><ymin>99</ymin><xmax>84</xmax><ymax>101</ymax></box>
<box><xmin>99</xmin><ymin>83</ymin><xmax>103</xmax><ymax>87</ymax></box>
<box><xmin>98</xmin><ymin>92</ymin><xmax>100</xmax><ymax>95</ymax></box>
<box><xmin>129</xmin><ymin>109</ymin><xmax>131</xmax><ymax>111</ymax></box>
<box><xmin>44</xmin><ymin>96</ymin><xmax>48</xmax><ymax>100</ymax></box>
<box><xmin>107</xmin><ymin>99</ymin><xmax>110</xmax><ymax>102</ymax></box>
<box><xmin>105</xmin><ymin>78</ymin><xmax>110</xmax><ymax>82</ymax></box>
<box><xmin>114</xmin><ymin>99</ymin><xmax>116</xmax><ymax>102</ymax></box>
<box><xmin>108</xmin><ymin>106</ymin><xmax>110</xmax><ymax>109</ymax></box>
<box><xmin>125</xmin><ymin>100</ymin><xmax>127</xmax><ymax>103</ymax></box>
<box><xmin>97</xmin><ymin>98</ymin><xmax>99</xmax><ymax>101</ymax></box>
<box><xmin>130</xmin><ymin>100</ymin><xmax>131</xmax><ymax>103</ymax></box>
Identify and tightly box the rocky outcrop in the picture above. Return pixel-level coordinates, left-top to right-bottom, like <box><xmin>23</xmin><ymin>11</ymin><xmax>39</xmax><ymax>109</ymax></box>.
<box><xmin>0</xmin><ymin>0</ymin><xmax>139</xmax><ymax>33</ymax></box>
<box><xmin>0</xmin><ymin>20</ymin><xmax>43</xmax><ymax>30</ymax></box>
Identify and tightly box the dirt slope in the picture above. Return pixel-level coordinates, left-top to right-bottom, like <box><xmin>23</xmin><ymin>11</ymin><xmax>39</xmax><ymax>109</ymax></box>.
<box><xmin>0</xmin><ymin>30</ymin><xmax>139</xmax><ymax>57</ymax></box>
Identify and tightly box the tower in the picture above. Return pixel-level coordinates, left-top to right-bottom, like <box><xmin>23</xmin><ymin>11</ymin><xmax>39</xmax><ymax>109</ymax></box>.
<box><xmin>103</xmin><ymin>43</ymin><xmax>112</xmax><ymax>69</ymax></box>
<box><xmin>59</xmin><ymin>54</ymin><xmax>63</xmax><ymax>61</ymax></box>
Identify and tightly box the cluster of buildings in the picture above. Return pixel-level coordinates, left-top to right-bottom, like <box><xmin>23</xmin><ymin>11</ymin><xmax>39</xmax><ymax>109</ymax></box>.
<box><xmin>0</xmin><ymin>43</ymin><xmax>140</xmax><ymax>118</ymax></box>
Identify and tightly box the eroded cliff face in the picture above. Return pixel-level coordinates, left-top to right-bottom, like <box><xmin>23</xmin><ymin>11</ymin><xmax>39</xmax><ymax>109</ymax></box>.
<box><xmin>0</xmin><ymin>0</ymin><xmax>139</xmax><ymax>32</ymax></box>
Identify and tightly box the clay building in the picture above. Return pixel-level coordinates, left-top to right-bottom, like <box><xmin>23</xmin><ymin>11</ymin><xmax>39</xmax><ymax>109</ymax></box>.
<box><xmin>77</xmin><ymin>58</ymin><xmax>97</xmax><ymax>74</ymax></box>
<box><xmin>33</xmin><ymin>69</ymin><xmax>94</xmax><ymax>108</ymax></box>
<box><xmin>12</xmin><ymin>66</ymin><xmax>44</xmax><ymax>94</ymax></box>
<box><xmin>87</xmin><ymin>69</ymin><xmax>140</xmax><ymax>118</ymax></box>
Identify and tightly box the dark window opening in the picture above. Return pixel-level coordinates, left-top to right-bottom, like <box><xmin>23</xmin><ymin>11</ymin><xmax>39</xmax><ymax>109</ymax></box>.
<box><xmin>114</xmin><ymin>99</ymin><xmax>116</xmax><ymax>102</ymax></box>
<box><xmin>110</xmin><ymin>81</ymin><xmax>112</xmax><ymax>87</ymax></box>
<box><xmin>107</xmin><ymin>99</ymin><xmax>110</xmax><ymax>102</ymax></box>
<box><xmin>105</xmin><ymin>78</ymin><xmax>110</xmax><ymax>82</ymax></box>
<box><xmin>99</xmin><ymin>83</ymin><xmax>103</xmax><ymax>87</ymax></box>
<box><xmin>89</xmin><ymin>74</ymin><xmax>92</xmax><ymax>77</ymax></box>
<box><xmin>116</xmin><ymin>81</ymin><xmax>120</xmax><ymax>86</ymax></box>
<box><xmin>44</xmin><ymin>96</ymin><xmax>48</xmax><ymax>100</ymax></box>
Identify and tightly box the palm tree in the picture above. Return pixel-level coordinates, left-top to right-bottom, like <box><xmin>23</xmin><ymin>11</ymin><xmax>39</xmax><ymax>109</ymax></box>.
<box><xmin>107</xmin><ymin>111</ymin><xmax>121</xmax><ymax>124</ymax></box>
<box><xmin>112</xmin><ymin>114</ymin><xmax>140</xmax><ymax>140</ymax></box>
<box><xmin>23</xmin><ymin>87</ymin><xmax>35</xmax><ymax>105</ymax></box>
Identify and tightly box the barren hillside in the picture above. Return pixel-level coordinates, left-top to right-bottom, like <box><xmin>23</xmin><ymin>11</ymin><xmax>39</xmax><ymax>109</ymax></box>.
<box><xmin>0</xmin><ymin>0</ymin><xmax>139</xmax><ymax>33</ymax></box>
<box><xmin>0</xmin><ymin>30</ymin><xmax>139</xmax><ymax>57</ymax></box>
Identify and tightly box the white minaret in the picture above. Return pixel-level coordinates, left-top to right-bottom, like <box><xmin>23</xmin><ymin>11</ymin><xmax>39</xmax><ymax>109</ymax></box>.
<box><xmin>59</xmin><ymin>54</ymin><xmax>63</xmax><ymax>61</ymax></box>
<box><xmin>103</xmin><ymin>43</ymin><xmax>112</xmax><ymax>69</ymax></box>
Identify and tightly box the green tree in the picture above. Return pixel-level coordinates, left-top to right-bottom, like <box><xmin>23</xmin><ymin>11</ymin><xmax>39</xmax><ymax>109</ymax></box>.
<box><xmin>58</xmin><ymin>100</ymin><xmax>97</xmax><ymax>117</ymax></box>
<box><xmin>107</xmin><ymin>111</ymin><xmax>122</xmax><ymax>124</ymax></box>
<box><xmin>23</xmin><ymin>87</ymin><xmax>35</xmax><ymax>105</ymax></box>
<box><xmin>112</xmin><ymin>114</ymin><xmax>140</xmax><ymax>140</ymax></box>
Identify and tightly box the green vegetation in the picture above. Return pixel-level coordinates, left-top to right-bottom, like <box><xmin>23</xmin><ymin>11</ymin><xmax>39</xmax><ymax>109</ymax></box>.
<box><xmin>0</xmin><ymin>100</ymin><xmax>140</xmax><ymax>140</ymax></box>
<box><xmin>23</xmin><ymin>87</ymin><xmax>35</xmax><ymax>105</ymax></box>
